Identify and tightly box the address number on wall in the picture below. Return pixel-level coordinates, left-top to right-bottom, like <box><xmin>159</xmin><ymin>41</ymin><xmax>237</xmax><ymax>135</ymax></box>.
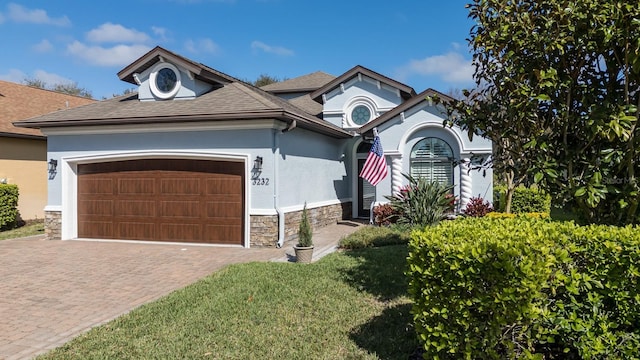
<box><xmin>252</xmin><ymin>178</ymin><xmax>270</xmax><ymax>186</ymax></box>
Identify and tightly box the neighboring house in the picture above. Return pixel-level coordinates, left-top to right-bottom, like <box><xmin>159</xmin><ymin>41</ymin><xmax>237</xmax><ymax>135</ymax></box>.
<box><xmin>0</xmin><ymin>80</ymin><xmax>94</xmax><ymax>221</ymax></box>
<box><xmin>15</xmin><ymin>46</ymin><xmax>492</xmax><ymax>247</ymax></box>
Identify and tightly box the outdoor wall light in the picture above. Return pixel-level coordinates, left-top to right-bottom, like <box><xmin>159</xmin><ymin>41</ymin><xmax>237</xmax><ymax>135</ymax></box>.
<box><xmin>48</xmin><ymin>159</ymin><xmax>58</xmax><ymax>180</ymax></box>
<box><xmin>254</xmin><ymin>156</ymin><xmax>263</xmax><ymax>172</ymax></box>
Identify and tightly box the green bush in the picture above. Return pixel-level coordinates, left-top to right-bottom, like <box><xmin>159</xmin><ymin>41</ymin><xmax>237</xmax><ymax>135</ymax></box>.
<box><xmin>338</xmin><ymin>225</ymin><xmax>411</xmax><ymax>249</ymax></box>
<box><xmin>407</xmin><ymin>217</ymin><xmax>640</xmax><ymax>359</ymax></box>
<box><xmin>494</xmin><ymin>185</ymin><xmax>551</xmax><ymax>214</ymax></box>
<box><xmin>0</xmin><ymin>184</ymin><xmax>19</xmax><ymax>231</ymax></box>
<box><xmin>297</xmin><ymin>203</ymin><xmax>313</xmax><ymax>247</ymax></box>
<box><xmin>386</xmin><ymin>173</ymin><xmax>454</xmax><ymax>227</ymax></box>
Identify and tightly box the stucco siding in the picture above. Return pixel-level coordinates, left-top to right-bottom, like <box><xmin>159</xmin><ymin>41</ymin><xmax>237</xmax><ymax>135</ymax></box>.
<box><xmin>277</xmin><ymin>128</ymin><xmax>349</xmax><ymax>208</ymax></box>
<box><xmin>0</xmin><ymin>137</ymin><xmax>47</xmax><ymax>220</ymax></box>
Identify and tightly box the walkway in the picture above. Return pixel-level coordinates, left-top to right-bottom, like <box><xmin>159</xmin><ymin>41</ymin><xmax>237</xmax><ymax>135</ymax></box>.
<box><xmin>0</xmin><ymin>221</ymin><xmax>362</xmax><ymax>360</ymax></box>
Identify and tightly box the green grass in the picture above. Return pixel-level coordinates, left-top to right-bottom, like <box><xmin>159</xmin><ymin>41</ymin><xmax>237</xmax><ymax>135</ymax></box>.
<box><xmin>339</xmin><ymin>224</ymin><xmax>412</xmax><ymax>249</ymax></box>
<box><xmin>38</xmin><ymin>245</ymin><xmax>417</xmax><ymax>360</ymax></box>
<box><xmin>0</xmin><ymin>221</ymin><xmax>44</xmax><ymax>240</ymax></box>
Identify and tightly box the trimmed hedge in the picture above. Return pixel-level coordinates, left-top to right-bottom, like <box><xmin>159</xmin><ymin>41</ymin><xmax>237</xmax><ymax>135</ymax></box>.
<box><xmin>494</xmin><ymin>185</ymin><xmax>551</xmax><ymax>214</ymax></box>
<box><xmin>0</xmin><ymin>184</ymin><xmax>19</xmax><ymax>230</ymax></box>
<box><xmin>407</xmin><ymin>217</ymin><xmax>640</xmax><ymax>359</ymax></box>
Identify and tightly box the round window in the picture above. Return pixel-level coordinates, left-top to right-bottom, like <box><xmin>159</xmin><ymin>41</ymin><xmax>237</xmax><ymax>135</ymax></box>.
<box><xmin>149</xmin><ymin>63</ymin><xmax>181</xmax><ymax>99</ymax></box>
<box><xmin>351</xmin><ymin>105</ymin><xmax>371</xmax><ymax>125</ymax></box>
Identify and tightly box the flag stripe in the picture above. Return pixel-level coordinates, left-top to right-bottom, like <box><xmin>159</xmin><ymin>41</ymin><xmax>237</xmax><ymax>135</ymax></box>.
<box><xmin>359</xmin><ymin>134</ymin><xmax>388</xmax><ymax>186</ymax></box>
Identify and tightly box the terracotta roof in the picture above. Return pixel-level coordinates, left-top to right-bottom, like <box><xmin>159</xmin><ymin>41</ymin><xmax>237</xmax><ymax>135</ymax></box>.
<box><xmin>260</xmin><ymin>71</ymin><xmax>336</xmax><ymax>93</ymax></box>
<box><xmin>1</xmin><ymin>80</ymin><xmax>95</xmax><ymax>138</ymax></box>
<box><xmin>309</xmin><ymin>65</ymin><xmax>416</xmax><ymax>103</ymax></box>
<box><xmin>358</xmin><ymin>88</ymin><xmax>454</xmax><ymax>135</ymax></box>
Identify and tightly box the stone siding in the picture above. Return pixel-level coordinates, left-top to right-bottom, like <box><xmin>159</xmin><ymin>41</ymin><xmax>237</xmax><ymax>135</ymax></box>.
<box><xmin>283</xmin><ymin>202</ymin><xmax>352</xmax><ymax>244</ymax></box>
<box><xmin>44</xmin><ymin>210</ymin><xmax>61</xmax><ymax>240</ymax></box>
<box><xmin>249</xmin><ymin>215</ymin><xmax>279</xmax><ymax>247</ymax></box>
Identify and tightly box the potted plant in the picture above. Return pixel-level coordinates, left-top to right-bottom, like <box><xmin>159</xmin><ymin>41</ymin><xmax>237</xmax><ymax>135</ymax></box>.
<box><xmin>293</xmin><ymin>203</ymin><xmax>313</xmax><ymax>263</ymax></box>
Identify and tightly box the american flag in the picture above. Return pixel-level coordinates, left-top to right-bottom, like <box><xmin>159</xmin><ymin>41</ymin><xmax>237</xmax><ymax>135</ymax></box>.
<box><xmin>359</xmin><ymin>131</ymin><xmax>388</xmax><ymax>186</ymax></box>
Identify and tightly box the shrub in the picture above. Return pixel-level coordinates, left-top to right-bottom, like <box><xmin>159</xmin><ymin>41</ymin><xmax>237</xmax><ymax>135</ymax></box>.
<box><xmin>407</xmin><ymin>217</ymin><xmax>640</xmax><ymax>359</ymax></box>
<box><xmin>372</xmin><ymin>203</ymin><xmax>399</xmax><ymax>226</ymax></box>
<box><xmin>0</xmin><ymin>184</ymin><xmax>19</xmax><ymax>230</ymax></box>
<box><xmin>462</xmin><ymin>196</ymin><xmax>493</xmax><ymax>217</ymax></box>
<box><xmin>386</xmin><ymin>173</ymin><xmax>454</xmax><ymax>227</ymax></box>
<box><xmin>485</xmin><ymin>212</ymin><xmax>550</xmax><ymax>220</ymax></box>
<box><xmin>297</xmin><ymin>203</ymin><xmax>313</xmax><ymax>247</ymax></box>
<box><xmin>494</xmin><ymin>185</ymin><xmax>551</xmax><ymax>214</ymax></box>
<box><xmin>338</xmin><ymin>225</ymin><xmax>411</xmax><ymax>249</ymax></box>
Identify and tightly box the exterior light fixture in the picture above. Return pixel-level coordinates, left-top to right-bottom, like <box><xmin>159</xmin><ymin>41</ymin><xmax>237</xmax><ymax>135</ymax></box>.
<box><xmin>254</xmin><ymin>156</ymin><xmax>263</xmax><ymax>172</ymax></box>
<box><xmin>48</xmin><ymin>159</ymin><xmax>58</xmax><ymax>180</ymax></box>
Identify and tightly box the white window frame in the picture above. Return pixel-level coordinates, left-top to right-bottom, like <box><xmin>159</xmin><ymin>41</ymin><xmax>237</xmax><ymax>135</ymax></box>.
<box><xmin>344</xmin><ymin>96</ymin><xmax>377</xmax><ymax>128</ymax></box>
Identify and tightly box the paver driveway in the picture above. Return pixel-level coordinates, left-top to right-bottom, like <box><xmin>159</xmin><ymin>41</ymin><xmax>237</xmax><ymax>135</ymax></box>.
<box><xmin>0</xmin><ymin>221</ymin><xmax>362</xmax><ymax>360</ymax></box>
<box><xmin>0</xmin><ymin>236</ymin><xmax>284</xmax><ymax>360</ymax></box>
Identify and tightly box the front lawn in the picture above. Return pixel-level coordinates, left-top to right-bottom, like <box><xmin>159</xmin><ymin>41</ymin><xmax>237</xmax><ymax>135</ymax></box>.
<box><xmin>0</xmin><ymin>220</ymin><xmax>44</xmax><ymax>240</ymax></box>
<box><xmin>38</xmin><ymin>244</ymin><xmax>417</xmax><ymax>359</ymax></box>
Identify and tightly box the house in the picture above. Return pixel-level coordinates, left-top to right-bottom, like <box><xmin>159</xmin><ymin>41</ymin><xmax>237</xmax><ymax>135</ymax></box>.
<box><xmin>15</xmin><ymin>46</ymin><xmax>492</xmax><ymax>247</ymax></box>
<box><xmin>0</xmin><ymin>80</ymin><xmax>95</xmax><ymax>221</ymax></box>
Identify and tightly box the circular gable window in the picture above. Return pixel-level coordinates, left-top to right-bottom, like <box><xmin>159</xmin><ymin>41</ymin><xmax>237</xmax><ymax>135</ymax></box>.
<box><xmin>351</xmin><ymin>105</ymin><xmax>371</xmax><ymax>125</ymax></box>
<box><xmin>149</xmin><ymin>62</ymin><xmax>181</xmax><ymax>99</ymax></box>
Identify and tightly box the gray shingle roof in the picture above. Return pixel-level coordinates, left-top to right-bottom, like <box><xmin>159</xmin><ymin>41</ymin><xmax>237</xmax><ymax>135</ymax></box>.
<box><xmin>260</xmin><ymin>71</ymin><xmax>335</xmax><ymax>93</ymax></box>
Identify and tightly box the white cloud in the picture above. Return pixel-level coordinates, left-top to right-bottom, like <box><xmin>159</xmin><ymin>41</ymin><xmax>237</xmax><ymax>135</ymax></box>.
<box><xmin>86</xmin><ymin>23</ymin><xmax>150</xmax><ymax>44</ymax></box>
<box><xmin>6</xmin><ymin>3</ymin><xmax>70</xmax><ymax>26</ymax></box>
<box><xmin>251</xmin><ymin>41</ymin><xmax>294</xmax><ymax>56</ymax></box>
<box><xmin>32</xmin><ymin>69</ymin><xmax>73</xmax><ymax>85</ymax></box>
<box><xmin>0</xmin><ymin>69</ymin><xmax>27</xmax><ymax>83</ymax></box>
<box><xmin>152</xmin><ymin>26</ymin><xmax>170</xmax><ymax>41</ymax></box>
<box><xmin>66</xmin><ymin>41</ymin><xmax>151</xmax><ymax>67</ymax></box>
<box><xmin>32</xmin><ymin>39</ymin><xmax>53</xmax><ymax>53</ymax></box>
<box><xmin>0</xmin><ymin>69</ymin><xmax>71</xmax><ymax>86</ymax></box>
<box><xmin>185</xmin><ymin>38</ymin><xmax>220</xmax><ymax>54</ymax></box>
<box><xmin>397</xmin><ymin>51</ymin><xmax>474</xmax><ymax>84</ymax></box>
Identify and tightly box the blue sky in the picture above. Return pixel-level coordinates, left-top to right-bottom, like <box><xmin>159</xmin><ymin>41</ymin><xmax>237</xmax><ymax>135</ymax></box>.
<box><xmin>0</xmin><ymin>1</ymin><xmax>476</xmax><ymax>99</ymax></box>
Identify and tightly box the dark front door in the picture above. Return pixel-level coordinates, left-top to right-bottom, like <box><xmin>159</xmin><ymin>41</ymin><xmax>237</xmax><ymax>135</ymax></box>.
<box><xmin>357</xmin><ymin>158</ymin><xmax>376</xmax><ymax>218</ymax></box>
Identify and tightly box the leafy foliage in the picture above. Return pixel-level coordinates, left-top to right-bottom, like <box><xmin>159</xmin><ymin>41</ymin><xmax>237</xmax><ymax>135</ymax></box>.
<box><xmin>462</xmin><ymin>196</ymin><xmax>493</xmax><ymax>217</ymax></box>
<box><xmin>372</xmin><ymin>203</ymin><xmax>399</xmax><ymax>226</ymax></box>
<box><xmin>407</xmin><ymin>217</ymin><xmax>640</xmax><ymax>359</ymax></box>
<box><xmin>450</xmin><ymin>0</ymin><xmax>640</xmax><ymax>225</ymax></box>
<box><xmin>0</xmin><ymin>184</ymin><xmax>19</xmax><ymax>230</ymax></box>
<box><xmin>494</xmin><ymin>185</ymin><xmax>551</xmax><ymax>214</ymax></box>
<box><xmin>297</xmin><ymin>203</ymin><xmax>313</xmax><ymax>247</ymax></box>
<box><xmin>252</xmin><ymin>74</ymin><xmax>287</xmax><ymax>87</ymax></box>
<box><xmin>23</xmin><ymin>77</ymin><xmax>93</xmax><ymax>99</ymax></box>
<box><xmin>386</xmin><ymin>174</ymin><xmax>454</xmax><ymax>227</ymax></box>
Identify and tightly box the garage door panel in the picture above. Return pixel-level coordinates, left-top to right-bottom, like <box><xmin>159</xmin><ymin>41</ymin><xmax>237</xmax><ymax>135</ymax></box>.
<box><xmin>118</xmin><ymin>222</ymin><xmax>156</xmax><ymax>240</ymax></box>
<box><xmin>79</xmin><ymin>221</ymin><xmax>114</xmax><ymax>238</ymax></box>
<box><xmin>79</xmin><ymin>199</ymin><xmax>113</xmax><ymax>216</ymax></box>
<box><xmin>79</xmin><ymin>179</ymin><xmax>114</xmax><ymax>194</ymax></box>
<box><xmin>115</xmin><ymin>200</ymin><xmax>156</xmax><ymax>217</ymax></box>
<box><xmin>78</xmin><ymin>159</ymin><xmax>244</xmax><ymax>245</ymax></box>
<box><xmin>206</xmin><ymin>178</ymin><xmax>241</xmax><ymax>195</ymax></box>
<box><xmin>160</xmin><ymin>200</ymin><xmax>201</xmax><ymax>218</ymax></box>
<box><xmin>160</xmin><ymin>178</ymin><xmax>201</xmax><ymax>195</ymax></box>
<box><xmin>159</xmin><ymin>223</ymin><xmax>201</xmax><ymax>242</ymax></box>
<box><xmin>118</xmin><ymin>178</ymin><xmax>156</xmax><ymax>195</ymax></box>
<box><xmin>207</xmin><ymin>201</ymin><xmax>242</xmax><ymax>218</ymax></box>
<box><xmin>204</xmin><ymin>225</ymin><xmax>241</xmax><ymax>243</ymax></box>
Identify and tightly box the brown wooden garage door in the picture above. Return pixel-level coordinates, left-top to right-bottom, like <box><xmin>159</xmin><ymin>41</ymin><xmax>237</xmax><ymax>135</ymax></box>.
<box><xmin>77</xmin><ymin>159</ymin><xmax>244</xmax><ymax>245</ymax></box>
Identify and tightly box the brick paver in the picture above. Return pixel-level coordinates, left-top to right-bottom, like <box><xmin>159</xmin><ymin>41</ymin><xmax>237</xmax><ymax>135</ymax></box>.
<box><xmin>0</xmin><ymin>222</ymin><xmax>362</xmax><ymax>360</ymax></box>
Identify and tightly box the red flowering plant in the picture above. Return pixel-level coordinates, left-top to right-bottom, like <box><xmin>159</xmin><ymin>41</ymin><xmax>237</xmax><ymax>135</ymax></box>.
<box><xmin>462</xmin><ymin>196</ymin><xmax>493</xmax><ymax>217</ymax></box>
<box><xmin>372</xmin><ymin>203</ymin><xmax>400</xmax><ymax>226</ymax></box>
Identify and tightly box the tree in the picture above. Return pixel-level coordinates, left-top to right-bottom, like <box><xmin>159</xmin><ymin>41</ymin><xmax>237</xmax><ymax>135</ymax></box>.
<box><xmin>252</xmin><ymin>74</ymin><xmax>286</xmax><ymax>87</ymax></box>
<box><xmin>448</xmin><ymin>0</ymin><xmax>640</xmax><ymax>224</ymax></box>
<box><xmin>22</xmin><ymin>77</ymin><xmax>93</xmax><ymax>99</ymax></box>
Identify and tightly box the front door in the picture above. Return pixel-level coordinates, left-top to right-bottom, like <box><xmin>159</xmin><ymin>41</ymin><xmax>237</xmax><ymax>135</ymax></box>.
<box><xmin>357</xmin><ymin>158</ymin><xmax>376</xmax><ymax>218</ymax></box>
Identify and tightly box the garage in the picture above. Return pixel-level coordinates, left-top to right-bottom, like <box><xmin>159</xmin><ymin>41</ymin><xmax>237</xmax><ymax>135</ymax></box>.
<box><xmin>77</xmin><ymin>159</ymin><xmax>244</xmax><ymax>245</ymax></box>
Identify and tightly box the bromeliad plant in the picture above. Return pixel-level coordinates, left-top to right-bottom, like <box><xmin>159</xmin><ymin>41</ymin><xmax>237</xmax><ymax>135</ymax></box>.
<box><xmin>386</xmin><ymin>173</ymin><xmax>454</xmax><ymax>227</ymax></box>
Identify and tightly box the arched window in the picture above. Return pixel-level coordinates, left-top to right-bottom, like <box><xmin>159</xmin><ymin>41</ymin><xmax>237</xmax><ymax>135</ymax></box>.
<box><xmin>410</xmin><ymin>137</ymin><xmax>453</xmax><ymax>185</ymax></box>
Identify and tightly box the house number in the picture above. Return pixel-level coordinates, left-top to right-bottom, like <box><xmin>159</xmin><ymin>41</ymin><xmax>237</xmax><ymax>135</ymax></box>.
<box><xmin>252</xmin><ymin>178</ymin><xmax>269</xmax><ymax>186</ymax></box>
